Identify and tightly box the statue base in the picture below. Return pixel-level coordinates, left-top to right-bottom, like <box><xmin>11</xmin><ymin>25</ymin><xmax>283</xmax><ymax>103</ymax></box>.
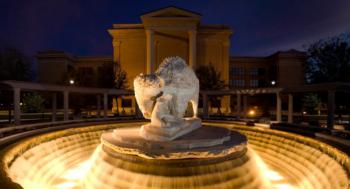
<box><xmin>102</xmin><ymin>125</ymin><xmax>247</xmax><ymax>159</ymax></box>
<box><xmin>140</xmin><ymin>118</ymin><xmax>202</xmax><ymax>141</ymax></box>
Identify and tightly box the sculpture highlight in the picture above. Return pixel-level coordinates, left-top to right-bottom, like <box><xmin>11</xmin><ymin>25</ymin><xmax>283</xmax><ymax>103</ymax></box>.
<box><xmin>134</xmin><ymin>56</ymin><xmax>201</xmax><ymax>141</ymax></box>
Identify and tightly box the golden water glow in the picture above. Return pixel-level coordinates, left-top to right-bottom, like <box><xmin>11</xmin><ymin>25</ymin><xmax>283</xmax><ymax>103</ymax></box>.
<box><xmin>61</xmin><ymin>161</ymin><xmax>91</xmax><ymax>181</ymax></box>
<box><xmin>1</xmin><ymin>122</ymin><xmax>349</xmax><ymax>189</ymax></box>
<box><xmin>250</xmin><ymin>148</ymin><xmax>296</xmax><ymax>189</ymax></box>
<box><xmin>53</xmin><ymin>160</ymin><xmax>91</xmax><ymax>189</ymax></box>
<box><xmin>55</xmin><ymin>182</ymin><xmax>76</xmax><ymax>189</ymax></box>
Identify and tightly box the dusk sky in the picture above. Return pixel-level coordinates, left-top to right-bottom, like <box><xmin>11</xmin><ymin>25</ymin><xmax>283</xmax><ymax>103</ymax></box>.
<box><xmin>1</xmin><ymin>0</ymin><xmax>350</xmax><ymax>59</ymax></box>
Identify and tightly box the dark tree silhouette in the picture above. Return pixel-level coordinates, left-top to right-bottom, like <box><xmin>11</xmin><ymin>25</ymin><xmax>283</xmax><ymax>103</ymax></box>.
<box><xmin>66</xmin><ymin>62</ymin><xmax>127</xmax><ymax>89</ymax></box>
<box><xmin>97</xmin><ymin>62</ymin><xmax>127</xmax><ymax>89</ymax></box>
<box><xmin>65</xmin><ymin>62</ymin><xmax>128</xmax><ymax>117</ymax></box>
<box><xmin>305</xmin><ymin>34</ymin><xmax>350</xmax><ymax>83</ymax></box>
<box><xmin>305</xmin><ymin>34</ymin><xmax>350</xmax><ymax>124</ymax></box>
<box><xmin>302</xmin><ymin>93</ymin><xmax>321</xmax><ymax>114</ymax></box>
<box><xmin>0</xmin><ymin>47</ymin><xmax>33</xmax><ymax>81</ymax></box>
<box><xmin>97</xmin><ymin>62</ymin><xmax>115</xmax><ymax>88</ymax></box>
<box><xmin>0</xmin><ymin>47</ymin><xmax>33</xmax><ymax>123</ymax></box>
<box><xmin>195</xmin><ymin>63</ymin><xmax>225</xmax><ymax>90</ymax></box>
<box><xmin>195</xmin><ymin>63</ymin><xmax>226</xmax><ymax>113</ymax></box>
<box><xmin>113</xmin><ymin>62</ymin><xmax>128</xmax><ymax>89</ymax></box>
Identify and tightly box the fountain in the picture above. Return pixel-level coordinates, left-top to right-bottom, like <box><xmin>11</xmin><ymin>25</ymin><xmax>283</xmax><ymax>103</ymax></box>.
<box><xmin>0</xmin><ymin>57</ymin><xmax>349</xmax><ymax>189</ymax></box>
<box><xmin>83</xmin><ymin>57</ymin><xmax>266</xmax><ymax>188</ymax></box>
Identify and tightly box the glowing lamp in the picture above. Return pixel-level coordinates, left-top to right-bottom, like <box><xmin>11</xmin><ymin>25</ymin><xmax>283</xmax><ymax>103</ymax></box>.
<box><xmin>248</xmin><ymin>110</ymin><xmax>256</xmax><ymax>116</ymax></box>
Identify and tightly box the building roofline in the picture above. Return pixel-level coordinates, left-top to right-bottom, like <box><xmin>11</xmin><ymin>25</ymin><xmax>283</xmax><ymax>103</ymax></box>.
<box><xmin>230</xmin><ymin>49</ymin><xmax>307</xmax><ymax>60</ymax></box>
<box><xmin>140</xmin><ymin>6</ymin><xmax>202</xmax><ymax>17</ymax></box>
<box><xmin>230</xmin><ymin>56</ymin><xmax>266</xmax><ymax>59</ymax></box>
<box><xmin>76</xmin><ymin>55</ymin><xmax>113</xmax><ymax>59</ymax></box>
<box><xmin>199</xmin><ymin>24</ymin><xmax>231</xmax><ymax>30</ymax></box>
<box><xmin>269</xmin><ymin>49</ymin><xmax>306</xmax><ymax>58</ymax></box>
<box><xmin>36</xmin><ymin>50</ymin><xmax>76</xmax><ymax>61</ymax></box>
<box><xmin>112</xmin><ymin>24</ymin><xmax>144</xmax><ymax>29</ymax></box>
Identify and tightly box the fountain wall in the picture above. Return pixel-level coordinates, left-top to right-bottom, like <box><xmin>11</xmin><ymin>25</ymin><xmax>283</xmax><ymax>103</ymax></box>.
<box><xmin>0</xmin><ymin>121</ymin><xmax>348</xmax><ymax>189</ymax></box>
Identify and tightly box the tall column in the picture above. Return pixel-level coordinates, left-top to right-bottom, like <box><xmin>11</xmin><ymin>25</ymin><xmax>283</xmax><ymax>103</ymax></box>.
<box><xmin>13</xmin><ymin>88</ymin><xmax>21</xmax><ymax>125</ymax></box>
<box><xmin>288</xmin><ymin>94</ymin><xmax>293</xmax><ymax>123</ymax></box>
<box><xmin>222</xmin><ymin>40</ymin><xmax>230</xmax><ymax>84</ymax></box>
<box><xmin>236</xmin><ymin>94</ymin><xmax>241</xmax><ymax>119</ymax></box>
<box><xmin>146</xmin><ymin>29</ymin><xmax>155</xmax><ymax>74</ymax></box>
<box><xmin>52</xmin><ymin>93</ymin><xmax>57</xmax><ymax>122</ymax></box>
<box><xmin>97</xmin><ymin>94</ymin><xmax>101</xmax><ymax>118</ymax></box>
<box><xmin>63</xmin><ymin>91</ymin><xmax>69</xmax><ymax>121</ymax></box>
<box><xmin>327</xmin><ymin>90</ymin><xmax>335</xmax><ymax>129</ymax></box>
<box><xmin>113</xmin><ymin>40</ymin><xmax>121</xmax><ymax>63</ymax></box>
<box><xmin>202</xmin><ymin>93</ymin><xmax>209</xmax><ymax>118</ymax></box>
<box><xmin>188</xmin><ymin>30</ymin><xmax>197</xmax><ymax>69</ymax></box>
<box><xmin>276</xmin><ymin>92</ymin><xmax>282</xmax><ymax>122</ymax></box>
<box><xmin>104</xmin><ymin>93</ymin><xmax>108</xmax><ymax>119</ymax></box>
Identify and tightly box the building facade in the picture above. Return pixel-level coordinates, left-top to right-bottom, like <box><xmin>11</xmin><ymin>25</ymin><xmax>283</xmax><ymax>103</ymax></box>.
<box><xmin>229</xmin><ymin>49</ymin><xmax>306</xmax><ymax>89</ymax></box>
<box><xmin>36</xmin><ymin>6</ymin><xmax>307</xmax><ymax>116</ymax></box>
<box><xmin>37</xmin><ymin>7</ymin><xmax>306</xmax><ymax>91</ymax></box>
<box><xmin>37</xmin><ymin>50</ymin><xmax>113</xmax><ymax>86</ymax></box>
<box><xmin>108</xmin><ymin>6</ymin><xmax>232</xmax><ymax>88</ymax></box>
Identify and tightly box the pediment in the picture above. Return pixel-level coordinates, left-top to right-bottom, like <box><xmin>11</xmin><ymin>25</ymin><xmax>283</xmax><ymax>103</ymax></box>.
<box><xmin>141</xmin><ymin>6</ymin><xmax>201</xmax><ymax>20</ymax></box>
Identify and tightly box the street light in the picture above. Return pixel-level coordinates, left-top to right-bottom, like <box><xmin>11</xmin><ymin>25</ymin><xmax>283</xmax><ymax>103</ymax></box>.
<box><xmin>271</xmin><ymin>80</ymin><xmax>276</xmax><ymax>86</ymax></box>
<box><xmin>248</xmin><ymin>109</ymin><xmax>256</xmax><ymax>116</ymax></box>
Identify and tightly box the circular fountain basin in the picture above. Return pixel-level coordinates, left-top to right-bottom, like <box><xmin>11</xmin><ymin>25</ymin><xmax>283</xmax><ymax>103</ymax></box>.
<box><xmin>0</xmin><ymin>121</ymin><xmax>349</xmax><ymax>189</ymax></box>
<box><xmin>82</xmin><ymin>144</ymin><xmax>269</xmax><ymax>189</ymax></box>
<box><xmin>88</xmin><ymin>125</ymin><xmax>253</xmax><ymax>189</ymax></box>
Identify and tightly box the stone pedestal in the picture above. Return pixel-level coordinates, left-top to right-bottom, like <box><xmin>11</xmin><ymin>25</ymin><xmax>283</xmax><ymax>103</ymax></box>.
<box><xmin>102</xmin><ymin>125</ymin><xmax>247</xmax><ymax>159</ymax></box>
<box><xmin>140</xmin><ymin>118</ymin><xmax>202</xmax><ymax>142</ymax></box>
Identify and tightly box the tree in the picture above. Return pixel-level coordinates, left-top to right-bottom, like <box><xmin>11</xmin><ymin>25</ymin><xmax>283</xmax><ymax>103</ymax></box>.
<box><xmin>305</xmin><ymin>34</ymin><xmax>350</xmax><ymax>83</ymax></box>
<box><xmin>195</xmin><ymin>63</ymin><xmax>226</xmax><ymax>90</ymax></box>
<box><xmin>195</xmin><ymin>63</ymin><xmax>226</xmax><ymax>113</ymax></box>
<box><xmin>305</xmin><ymin>34</ymin><xmax>350</xmax><ymax>124</ymax></box>
<box><xmin>113</xmin><ymin>62</ymin><xmax>128</xmax><ymax>89</ymax></box>
<box><xmin>302</xmin><ymin>93</ymin><xmax>321</xmax><ymax>115</ymax></box>
<box><xmin>0</xmin><ymin>47</ymin><xmax>33</xmax><ymax>123</ymax></box>
<box><xmin>0</xmin><ymin>47</ymin><xmax>33</xmax><ymax>81</ymax></box>
<box><xmin>66</xmin><ymin>62</ymin><xmax>127</xmax><ymax>89</ymax></box>
<box><xmin>65</xmin><ymin>67</ymin><xmax>95</xmax><ymax>87</ymax></box>
<box><xmin>65</xmin><ymin>62</ymin><xmax>128</xmax><ymax>117</ymax></box>
<box><xmin>22</xmin><ymin>93</ymin><xmax>45</xmax><ymax>113</ymax></box>
<box><xmin>97</xmin><ymin>62</ymin><xmax>115</xmax><ymax>88</ymax></box>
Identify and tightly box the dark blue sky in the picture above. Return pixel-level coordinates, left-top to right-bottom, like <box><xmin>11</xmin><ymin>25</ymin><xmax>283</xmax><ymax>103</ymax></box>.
<box><xmin>1</xmin><ymin>0</ymin><xmax>349</xmax><ymax>58</ymax></box>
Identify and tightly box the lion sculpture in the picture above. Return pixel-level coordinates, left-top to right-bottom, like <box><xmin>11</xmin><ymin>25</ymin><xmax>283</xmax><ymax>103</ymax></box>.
<box><xmin>134</xmin><ymin>56</ymin><xmax>201</xmax><ymax>141</ymax></box>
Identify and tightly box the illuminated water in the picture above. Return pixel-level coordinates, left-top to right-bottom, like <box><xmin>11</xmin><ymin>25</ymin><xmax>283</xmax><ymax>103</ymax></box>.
<box><xmin>1</xmin><ymin>122</ymin><xmax>349</xmax><ymax>189</ymax></box>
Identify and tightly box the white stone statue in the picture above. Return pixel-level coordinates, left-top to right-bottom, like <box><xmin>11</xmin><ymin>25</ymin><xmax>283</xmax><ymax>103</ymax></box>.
<box><xmin>134</xmin><ymin>57</ymin><xmax>201</xmax><ymax>141</ymax></box>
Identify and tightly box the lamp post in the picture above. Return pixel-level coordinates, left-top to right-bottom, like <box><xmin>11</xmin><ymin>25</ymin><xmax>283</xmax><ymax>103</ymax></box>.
<box><xmin>271</xmin><ymin>80</ymin><xmax>276</xmax><ymax>86</ymax></box>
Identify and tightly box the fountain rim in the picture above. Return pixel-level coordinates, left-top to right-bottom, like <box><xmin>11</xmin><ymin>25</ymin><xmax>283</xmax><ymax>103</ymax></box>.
<box><xmin>0</xmin><ymin>120</ymin><xmax>349</xmax><ymax>189</ymax></box>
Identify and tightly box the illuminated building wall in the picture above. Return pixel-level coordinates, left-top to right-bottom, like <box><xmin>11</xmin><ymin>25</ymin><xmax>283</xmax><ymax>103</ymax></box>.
<box><xmin>108</xmin><ymin>7</ymin><xmax>232</xmax><ymax>89</ymax></box>
<box><xmin>230</xmin><ymin>49</ymin><xmax>306</xmax><ymax>89</ymax></box>
<box><xmin>37</xmin><ymin>7</ymin><xmax>306</xmax><ymax>93</ymax></box>
<box><xmin>37</xmin><ymin>50</ymin><xmax>113</xmax><ymax>86</ymax></box>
